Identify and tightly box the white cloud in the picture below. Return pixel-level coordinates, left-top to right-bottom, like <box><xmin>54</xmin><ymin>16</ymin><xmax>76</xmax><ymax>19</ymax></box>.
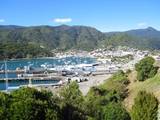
<box><xmin>0</xmin><ymin>19</ymin><xmax>5</xmax><ymax>23</ymax></box>
<box><xmin>137</xmin><ymin>22</ymin><xmax>148</xmax><ymax>28</ymax></box>
<box><xmin>53</xmin><ymin>18</ymin><xmax>72</xmax><ymax>23</ymax></box>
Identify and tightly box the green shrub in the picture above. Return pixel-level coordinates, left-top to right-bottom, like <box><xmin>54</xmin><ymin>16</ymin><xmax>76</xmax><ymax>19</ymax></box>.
<box><xmin>60</xmin><ymin>82</ymin><xmax>86</xmax><ymax>120</ymax></box>
<box><xmin>131</xmin><ymin>91</ymin><xmax>158</xmax><ymax>120</ymax></box>
<box><xmin>135</xmin><ymin>57</ymin><xmax>158</xmax><ymax>81</ymax></box>
<box><xmin>10</xmin><ymin>87</ymin><xmax>60</xmax><ymax>120</ymax></box>
<box><xmin>0</xmin><ymin>92</ymin><xmax>11</xmax><ymax>120</ymax></box>
<box><xmin>100</xmin><ymin>70</ymin><xmax>129</xmax><ymax>100</ymax></box>
<box><xmin>103</xmin><ymin>102</ymin><xmax>131</xmax><ymax>120</ymax></box>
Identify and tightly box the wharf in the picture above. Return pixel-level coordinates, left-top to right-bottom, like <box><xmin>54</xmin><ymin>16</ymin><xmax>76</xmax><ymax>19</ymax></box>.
<box><xmin>0</xmin><ymin>70</ymin><xmax>25</xmax><ymax>74</ymax></box>
<box><xmin>0</xmin><ymin>76</ymin><xmax>63</xmax><ymax>81</ymax></box>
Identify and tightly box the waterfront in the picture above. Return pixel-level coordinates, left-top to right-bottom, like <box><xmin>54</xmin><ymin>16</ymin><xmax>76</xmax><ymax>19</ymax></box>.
<box><xmin>0</xmin><ymin>56</ymin><xmax>96</xmax><ymax>78</ymax></box>
<box><xmin>0</xmin><ymin>56</ymin><xmax>96</xmax><ymax>90</ymax></box>
<box><xmin>0</xmin><ymin>48</ymin><xmax>150</xmax><ymax>92</ymax></box>
<box><xmin>0</xmin><ymin>79</ymin><xmax>59</xmax><ymax>90</ymax></box>
<box><xmin>0</xmin><ymin>57</ymin><xmax>95</xmax><ymax>70</ymax></box>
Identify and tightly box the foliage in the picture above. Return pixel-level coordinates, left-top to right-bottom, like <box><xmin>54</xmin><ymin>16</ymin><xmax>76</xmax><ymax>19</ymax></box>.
<box><xmin>0</xmin><ymin>25</ymin><xmax>104</xmax><ymax>53</ymax></box>
<box><xmin>126</xmin><ymin>69</ymin><xmax>132</xmax><ymax>75</ymax></box>
<box><xmin>100</xmin><ymin>70</ymin><xmax>129</xmax><ymax>100</ymax></box>
<box><xmin>0</xmin><ymin>87</ymin><xmax>60</xmax><ymax>120</ymax></box>
<box><xmin>131</xmin><ymin>91</ymin><xmax>158</xmax><ymax>120</ymax></box>
<box><xmin>85</xmin><ymin>87</ymin><xmax>109</xmax><ymax>120</ymax></box>
<box><xmin>1</xmin><ymin>25</ymin><xmax>160</xmax><ymax>59</ymax></box>
<box><xmin>0</xmin><ymin>92</ymin><xmax>11</xmax><ymax>120</ymax></box>
<box><xmin>135</xmin><ymin>57</ymin><xmax>158</xmax><ymax>81</ymax></box>
<box><xmin>103</xmin><ymin>102</ymin><xmax>131</xmax><ymax>120</ymax></box>
<box><xmin>84</xmin><ymin>71</ymin><xmax>130</xmax><ymax>120</ymax></box>
<box><xmin>0</xmin><ymin>42</ymin><xmax>52</xmax><ymax>59</ymax></box>
<box><xmin>104</xmin><ymin>27</ymin><xmax>160</xmax><ymax>50</ymax></box>
<box><xmin>0</xmin><ymin>72</ymin><xmax>159</xmax><ymax>120</ymax></box>
<box><xmin>60</xmin><ymin>81</ymin><xmax>87</xmax><ymax>120</ymax></box>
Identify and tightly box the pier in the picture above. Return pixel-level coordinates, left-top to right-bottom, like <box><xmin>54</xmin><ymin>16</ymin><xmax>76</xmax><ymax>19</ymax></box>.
<box><xmin>0</xmin><ymin>76</ymin><xmax>63</xmax><ymax>81</ymax></box>
<box><xmin>0</xmin><ymin>70</ymin><xmax>25</xmax><ymax>74</ymax></box>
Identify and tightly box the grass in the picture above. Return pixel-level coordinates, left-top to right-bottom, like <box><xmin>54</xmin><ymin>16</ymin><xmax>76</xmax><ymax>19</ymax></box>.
<box><xmin>124</xmin><ymin>71</ymin><xmax>160</xmax><ymax>111</ymax></box>
<box><xmin>100</xmin><ymin>71</ymin><xmax>128</xmax><ymax>92</ymax></box>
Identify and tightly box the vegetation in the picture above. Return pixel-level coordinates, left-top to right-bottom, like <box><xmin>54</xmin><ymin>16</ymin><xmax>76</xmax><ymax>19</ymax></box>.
<box><xmin>100</xmin><ymin>70</ymin><xmax>130</xmax><ymax>100</ymax></box>
<box><xmin>104</xmin><ymin>27</ymin><xmax>160</xmax><ymax>50</ymax></box>
<box><xmin>1</xmin><ymin>25</ymin><xmax>160</xmax><ymax>60</ymax></box>
<box><xmin>0</xmin><ymin>87</ymin><xmax>61</xmax><ymax>120</ymax></box>
<box><xmin>103</xmin><ymin>102</ymin><xmax>131</xmax><ymax>120</ymax></box>
<box><xmin>0</xmin><ymin>42</ymin><xmax>52</xmax><ymax>59</ymax></box>
<box><xmin>59</xmin><ymin>81</ymin><xmax>86</xmax><ymax>120</ymax></box>
<box><xmin>0</xmin><ymin>70</ymin><xmax>159</xmax><ymax>120</ymax></box>
<box><xmin>0</xmin><ymin>25</ymin><xmax>104</xmax><ymax>52</ymax></box>
<box><xmin>135</xmin><ymin>57</ymin><xmax>158</xmax><ymax>81</ymax></box>
<box><xmin>84</xmin><ymin>70</ymin><xmax>130</xmax><ymax>120</ymax></box>
<box><xmin>131</xmin><ymin>91</ymin><xmax>158</xmax><ymax>120</ymax></box>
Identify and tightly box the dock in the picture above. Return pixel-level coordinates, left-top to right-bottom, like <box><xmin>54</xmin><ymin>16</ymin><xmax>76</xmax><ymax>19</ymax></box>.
<box><xmin>0</xmin><ymin>75</ymin><xmax>63</xmax><ymax>81</ymax></box>
<box><xmin>0</xmin><ymin>70</ymin><xmax>25</xmax><ymax>74</ymax></box>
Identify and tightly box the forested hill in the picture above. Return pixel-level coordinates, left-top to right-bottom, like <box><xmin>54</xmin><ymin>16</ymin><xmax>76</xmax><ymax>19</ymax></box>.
<box><xmin>1</xmin><ymin>25</ymin><xmax>160</xmax><ymax>59</ymax></box>
<box><xmin>0</xmin><ymin>25</ymin><xmax>105</xmax><ymax>51</ymax></box>
<box><xmin>104</xmin><ymin>27</ymin><xmax>160</xmax><ymax>49</ymax></box>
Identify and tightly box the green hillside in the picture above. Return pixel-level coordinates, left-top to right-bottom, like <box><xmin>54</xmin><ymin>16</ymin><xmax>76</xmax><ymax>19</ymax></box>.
<box><xmin>1</xmin><ymin>25</ymin><xmax>160</xmax><ymax>59</ymax></box>
<box><xmin>0</xmin><ymin>25</ymin><xmax>105</xmax><ymax>51</ymax></box>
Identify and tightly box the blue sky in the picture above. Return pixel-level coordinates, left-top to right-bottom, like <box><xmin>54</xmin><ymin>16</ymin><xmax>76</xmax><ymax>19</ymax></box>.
<box><xmin>0</xmin><ymin>0</ymin><xmax>160</xmax><ymax>32</ymax></box>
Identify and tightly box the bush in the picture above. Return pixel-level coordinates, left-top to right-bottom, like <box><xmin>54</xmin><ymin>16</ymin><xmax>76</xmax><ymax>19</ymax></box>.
<box><xmin>126</xmin><ymin>69</ymin><xmax>131</xmax><ymax>75</ymax></box>
<box><xmin>135</xmin><ymin>57</ymin><xmax>158</xmax><ymax>81</ymax></box>
<box><xmin>131</xmin><ymin>91</ymin><xmax>158</xmax><ymax>120</ymax></box>
<box><xmin>10</xmin><ymin>87</ymin><xmax>60</xmax><ymax>120</ymax></box>
<box><xmin>103</xmin><ymin>102</ymin><xmax>131</xmax><ymax>120</ymax></box>
<box><xmin>0</xmin><ymin>92</ymin><xmax>11</xmax><ymax>120</ymax></box>
<box><xmin>100</xmin><ymin>70</ymin><xmax>129</xmax><ymax>100</ymax></box>
<box><xmin>60</xmin><ymin>82</ymin><xmax>86</xmax><ymax>120</ymax></box>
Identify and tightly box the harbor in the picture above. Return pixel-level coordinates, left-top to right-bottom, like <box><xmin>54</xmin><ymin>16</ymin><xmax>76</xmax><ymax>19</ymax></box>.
<box><xmin>0</xmin><ymin>48</ymin><xmax>149</xmax><ymax>92</ymax></box>
<box><xmin>0</xmin><ymin>56</ymin><xmax>97</xmax><ymax>90</ymax></box>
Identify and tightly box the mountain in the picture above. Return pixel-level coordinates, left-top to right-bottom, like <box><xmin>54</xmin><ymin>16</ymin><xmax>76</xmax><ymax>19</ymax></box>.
<box><xmin>104</xmin><ymin>27</ymin><xmax>160</xmax><ymax>50</ymax></box>
<box><xmin>0</xmin><ymin>25</ymin><xmax>160</xmax><ymax>52</ymax></box>
<box><xmin>126</xmin><ymin>27</ymin><xmax>160</xmax><ymax>39</ymax></box>
<box><xmin>0</xmin><ymin>25</ymin><xmax>105</xmax><ymax>51</ymax></box>
<box><xmin>0</xmin><ymin>25</ymin><xmax>24</xmax><ymax>30</ymax></box>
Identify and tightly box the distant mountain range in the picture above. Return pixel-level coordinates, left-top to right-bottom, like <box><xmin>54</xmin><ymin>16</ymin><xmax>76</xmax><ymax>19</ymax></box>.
<box><xmin>0</xmin><ymin>25</ymin><xmax>160</xmax><ymax>50</ymax></box>
<box><xmin>105</xmin><ymin>27</ymin><xmax>160</xmax><ymax>49</ymax></box>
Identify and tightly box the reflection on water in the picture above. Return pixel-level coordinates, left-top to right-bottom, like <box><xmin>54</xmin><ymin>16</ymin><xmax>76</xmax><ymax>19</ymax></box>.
<box><xmin>0</xmin><ymin>57</ymin><xmax>95</xmax><ymax>70</ymax></box>
<box><xmin>0</xmin><ymin>57</ymin><xmax>95</xmax><ymax>90</ymax></box>
<box><xmin>0</xmin><ymin>79</ymin><xmax>59</xmax><ymax>90</ymax></box>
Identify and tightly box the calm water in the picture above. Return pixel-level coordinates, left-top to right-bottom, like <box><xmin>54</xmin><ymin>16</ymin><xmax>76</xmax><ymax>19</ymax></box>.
<box><xmin>0</xmin><ymin>57</ymin><xmax>95</xmax><ymax>90</ymax></box>
<box><xmin>0</xmin><ymin>57</ymin><xmax>95</xmax><ymax>70</ymax></box>
<box><xmin>0</xmin><ymin>79</ymin><xmax>59</xmax><ymax>90</ymax></box>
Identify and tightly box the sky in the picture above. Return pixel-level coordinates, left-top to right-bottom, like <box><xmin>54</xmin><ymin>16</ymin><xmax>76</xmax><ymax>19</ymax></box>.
<box><xmin>0</xmin><ymin>0</ymin><xmax>160</xmax><ymax>32</ymax></box>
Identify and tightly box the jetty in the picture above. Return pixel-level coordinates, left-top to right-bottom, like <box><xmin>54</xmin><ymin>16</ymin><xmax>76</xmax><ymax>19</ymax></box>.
<box><xmin>0</xmin><ymin>70</ymin><xmax>25</xmax><ymax>74</ymax></box>
<box><xmin>0</xmin><ymin>75</ymin><xmax>63</xmax><ymax>81</ymax></box>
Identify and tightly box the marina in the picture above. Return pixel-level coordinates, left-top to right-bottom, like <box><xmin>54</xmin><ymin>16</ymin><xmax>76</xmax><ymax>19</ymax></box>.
<box><xmin>0</xmin><ymin>56</ymin><xmax>97</xmax><ymax>90</ymax></box>
<box><xmin>0</xmin><ymin>48</ymin><xmax>146</xmax><ymax>91</ymax></box>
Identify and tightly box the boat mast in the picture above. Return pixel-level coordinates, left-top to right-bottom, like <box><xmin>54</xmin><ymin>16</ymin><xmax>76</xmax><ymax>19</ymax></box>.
<box><xmin>4</xmin><ymin>60</ymin><xmax>8</xmax><ymax>91</ymax></box>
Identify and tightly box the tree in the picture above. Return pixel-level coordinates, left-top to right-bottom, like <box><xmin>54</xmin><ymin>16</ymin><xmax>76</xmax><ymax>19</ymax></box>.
<box><xmin>60</xmin><ymin>81</ymin><xmax>86</xmax><ymax>120</ymax></box>
<box><xmin>135</xmin><ymin>57</ymin><xmax>158</xmax><ymax>81</ymax></box>
<box><xmin>85</xmin><ymin>87</ymin><xmax>109</xmax><ymax>120</ymax></box>
<box><xmin>131</xmin><ymin>91</ymin><xmax>158</xmax><ymax>120</ymax></box>
<box><xmin>0</xmin><ymin>92</ymin><xmax>11</xmax><ymax>120</ymax></box>
<box><xmin>103</xmin><ymin>102</ymin><xmax>131</xmax><ymax>120</ymax></box>
<box><xmin>10</xmin><ymin>87</ymin><xmax>60</xmax><ymax>120</ymax></box>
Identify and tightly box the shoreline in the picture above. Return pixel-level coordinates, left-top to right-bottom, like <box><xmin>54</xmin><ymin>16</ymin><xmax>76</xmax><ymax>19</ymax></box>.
<box><xmin>0</xmin><ymin>55</ymin><xmax>96</xmax><ymax>62</ymax></box>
